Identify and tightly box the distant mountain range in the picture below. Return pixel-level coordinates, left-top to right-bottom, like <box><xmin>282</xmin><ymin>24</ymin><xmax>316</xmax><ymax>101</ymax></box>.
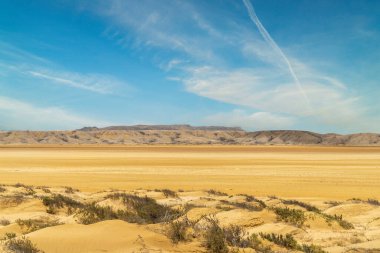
<box><xmin>1</xmin><ymin>125</ymin><xmax>380</xmax><ymax>146</ymax></box>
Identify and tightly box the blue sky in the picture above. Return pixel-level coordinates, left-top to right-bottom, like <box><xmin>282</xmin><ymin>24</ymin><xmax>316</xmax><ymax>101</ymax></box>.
<box><xmin>0</xmin><ymin>0</ymin><xmax>379</xmax><ymax>133</ymax></box>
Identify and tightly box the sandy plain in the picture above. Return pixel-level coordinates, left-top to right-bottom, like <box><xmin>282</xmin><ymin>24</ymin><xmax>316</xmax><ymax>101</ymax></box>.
<box><xmin>1</xmin><ymin>145</ymin><xmax>380</xmax><ymax>252</ymax></box>
<box><xmin>0</xmin><ymin>145</ymin><xmax>380</xmax><ymax>199</ymax></box>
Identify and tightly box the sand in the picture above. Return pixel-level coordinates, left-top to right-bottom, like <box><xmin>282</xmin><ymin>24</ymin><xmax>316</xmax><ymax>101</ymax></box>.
<box><xmin>0</xmin><ymin>145</ymin><xmax>379</xmax><ymax>199</ymax></box>
<box><xmin>1</xmin><ymin>145</ymin><xmax>380</xmax><ymax>252</ymax></box>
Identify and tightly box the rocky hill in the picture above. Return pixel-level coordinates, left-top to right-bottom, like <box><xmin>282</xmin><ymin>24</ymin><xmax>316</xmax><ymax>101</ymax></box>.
<box><xmin>1</xmin><ymin>125</ymin><xmax>380</xmax><ymax>145</ymax></box>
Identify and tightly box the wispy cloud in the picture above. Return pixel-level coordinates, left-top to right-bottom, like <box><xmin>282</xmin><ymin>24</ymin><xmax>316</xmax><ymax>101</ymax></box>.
<box><xmin>0</xmin><ymin>96</ymin><xmax>108</xmax><ymax>130</ymax></box>
<box><xmin>27</xmin><ymin>70</ymin><xmax>118</xmax><ymax>94</ymax></box>
<box><xmin>0</xmin><ymin>41</ymin><xmax>51</xmax><ymax>64</ymax></box>
<box><xmin>81</xmin><ymin>0</ymin><xmax>378</xmax><ymax>132</ymax></box>
<box><xmin>0</xmin><ymin>42</ymin><xmax>129</xmax><ymax>95</ymax></box>
<box><xmin>242</xmin><ymin>0</ymin><xmax>309</xmax><ymax>107</ymax></box>
<box><xmin>203</xmin><ymin>110</ymin><xmax>295</xmax><ymax>131</ymax></box>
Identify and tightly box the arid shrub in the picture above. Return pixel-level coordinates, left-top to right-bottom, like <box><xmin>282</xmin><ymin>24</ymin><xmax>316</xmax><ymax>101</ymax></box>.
<box><xmin>282</xmin><ymin>199</ymin><xmax>320</xmax><ymax>213</ymax></box>
<box><xmin>324</xmin><ymin>201</ymin><xmax>342</xmax><ymax>207</ymax></box>
<box><xmin>206</xmin><ymin>189</ymin><xmax>228</xmax><ymax>197</ymax></box>
<box><xmin>3</xmin><ymin>232</ymin><xmax>17</xmax><ymax>240</ymax></box>
<box><xmin>223</xmin><ymin>224</ymin><xmax>254</xmax><ymax>248</ymax></box>
<box><xmin>322</xmin><ymin>214</ymin><xmax>354</xmax><ymax>229</ymax></box>
<box><xmin>167</xmin><ymin>219</ymin><xmax>189</xmax><ymax>243</ymax></box>
<box><xmin>301</xmin><ymin>244</ymin><xmax>327</xmax><ymax>253</ymax></box>
<box><xmin>260</xmin><ymin>233</ymin><xmax>298</xmax><ymax>250</ymax></box>
<box><xmin>161</xmin><ymin>189</ymin><xmax>178</xmax><ymax>198</ymax></box>
<box><xmin>16</xmin><ymin>218</ymin><xmax>62</xmax><ymax>233</ymax></box>
<box><xmin>203</xmin><ymin>216</ymin><xmax>228</xmax><ymax>253</ymax></box>
<box><xmin>64</xmin><ymin>187</ymin><xmax>77</xmax><ymax>194</ymax></box>
<box><xmin>0</xmin><ymin>186</ymin><xmax>6</xmax><ymax>192</ymax></box>
<box><xmin>108</xmin><ymin>193</ymin><xmax>180</xmax><ymax>224</ymax></box>
<box><xmin>76</xmin><ymin>203</ymin><xmax>121</xmax><ymax>225</ymax></box>
<box><xmin>42</xmin><ymin>194</ymin><xmax>83</xmax><ymax>214</ymax></box>
<box><xmin>273</xmin><ymin>207</ymin><xmax>306</xmax><ymax>227</ymax></box>
<box><xmin>240</xmin><ymin>194</ymin><xmax>267</xmax><ymax>208</ymax></box>
<box><xmin>220</xmin><ymin>200</ymin><xmax>264</xmax><ymax>211</ymax></box>
<box><xmin>1</xmin><ymin>195</ymin><xmax>25</xmax><ymax>207</ymax></box>
<box><xmin>0</xmin><ymin>218</ymin><xmax>11</xmax><ymax>226</ymax></box>
<box><xmin>4</xmin><ymin>236</ymin><xmax>44</xmax><ymax>253</ymax></box>
<box><xmin>367</xmin><ymin>198</ymin><xmax>380</xmax><ymax>206</ymax></box>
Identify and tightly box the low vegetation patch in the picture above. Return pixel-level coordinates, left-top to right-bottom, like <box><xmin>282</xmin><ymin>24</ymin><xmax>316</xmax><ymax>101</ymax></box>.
<box><xmin>0</xmin><ymin>186</ymin><xmax>6</xmax><ymax>193</ymax></box>
<box><xmin>239</xmin><ymin>194</ymin><xmax>267</xmax><ymax>208</ymax></box>
<box><xmin>3</xmin><ymin>236</ymin><xmax>44</xmax><ymax>253</ymax></box>
<box><xmin>1</xmin><ymin>195</ymin><xmax>25</xmax><ymax>207</ymax></box>
<box><xmin>41</xmin><ymin>194</ymin><xmax>83</xmax><ymax>214</ymax></box>
<box><xmin>273</xmin><ymin>207</ymin><xmax>306</xmax><ymax>227</ymax></box>
<box><xmin>167</xmin><ymin>218</ymin><xmax>190</xmax><ymax>243</ymax></box>
<box><xmin>107</xmin><ymin>193</ymin><xmax>181</xmax><ymax>224</ymax></box>
<box><xmin>324</xmin><ymin>201</ymin><xmax>342</xmax><ymax>207</ymax></box>
<box><xmin>220</xmin><ymin>200</ymin><xmax>264</xmax><ymax>211</ymax></box>
<box><xmin>322</xmin><ymin>213</ymin><xmax>354</xmax><ymax>229</ymax></box>
<box><xmin>206</xmin><ymin>189</ymin><xmax>228</xmax><ymax>197</ymax></box>
<box><xmin>367</xmin><ymin>198</ymin><xmax>380</xmax><ymax>206</ymax></box>
<box><xmin>64</xmin><ymin>187</ymin><xmax>78</xmax><ymax>194</ymax></box>
<box><xmin>260</xmin><ymin>233</ymin><xmax>298</xmax><ymax>250</ymax></box>
<box><xmin>203</xmin><ymin>216</ymin><xmax>228</xmax><ymax>253</ymax></box>
<box><xmin>154</xmin><ymin>189</ymin><xmax>178</xmax><ymax>198</ymax></box>
<box><xmin>282</xmin><ymin>199</ymin><xmax>321</xmax><ymax>213</ymax></box>
<box><xmin>260</xmin><ymin>233</ymin><xmax>327</xmax><ymax>253</ymax></box>
<box><xmin>16</xmin><ymin>218</ymin><xmax>62</xmax><ymax>233</ymax></box>
<box><xmin>0</xmin><ymin>218</ymin><xmax>11</xmax><ymax>226</ymax></box>
<box><xmin>301</xmin><ymin>244</ymin><xmax>327</xmax><ymax>253</ymax></box>
<box><xmin>200</xmin><ymin>216</ymin><xmax>274</xmax><ymax>253</ymax></box>
<box><xmin>76</xmin><ymin>203</ymin><xmax>126</xmax><ymax>225</ymax></box>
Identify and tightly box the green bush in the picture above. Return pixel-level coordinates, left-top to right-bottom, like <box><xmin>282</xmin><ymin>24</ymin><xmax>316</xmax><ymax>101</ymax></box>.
<box><xmin>273</xmin><ymin>207</ymin><xmax>306</xmax><ymax>227</ymax></box>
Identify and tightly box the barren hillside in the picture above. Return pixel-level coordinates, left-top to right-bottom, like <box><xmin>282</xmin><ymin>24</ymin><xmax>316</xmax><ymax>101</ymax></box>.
<box><xmin>1</xmin><ymin>125</ymin><xmax>380</xmax><ymax>145</ymax></box>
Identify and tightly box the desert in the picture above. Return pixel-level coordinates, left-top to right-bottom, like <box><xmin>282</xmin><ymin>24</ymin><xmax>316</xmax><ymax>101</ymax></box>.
<box><xmin>1</xmin><ymin>144</ymin><xmax>380</xmax><ymax>253</ymax></box>
<box><xmin>2</xmin><ymin>0</ymin><xmax>380</xmax><ymax>252</ymax></box>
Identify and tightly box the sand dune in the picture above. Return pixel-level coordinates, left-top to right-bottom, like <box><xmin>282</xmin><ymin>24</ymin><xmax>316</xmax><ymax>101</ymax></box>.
<box><xmin>0</xmin><ymin>185</ymin><xmax>379</xmax><ymax>253</ymax></box>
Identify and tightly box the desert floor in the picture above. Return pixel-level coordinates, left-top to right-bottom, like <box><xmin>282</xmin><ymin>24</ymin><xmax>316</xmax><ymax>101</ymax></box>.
<box><xmin>0</xmin><ymin>145</ymin><xmax>380</xmax><ymax>199</ymax></box>
<box><xmin>1</xmin><ymin>145</ymin><xmax>380</xmax><ymax>253</ymax></box>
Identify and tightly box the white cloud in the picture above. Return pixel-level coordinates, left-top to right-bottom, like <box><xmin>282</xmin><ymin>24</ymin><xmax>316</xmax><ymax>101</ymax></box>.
<box><xmin>76</xmin><ymin>1</ymin><xmax>379</xmax><ymax>133</ymax></box>
<box><xmin>27</xmin><ymin>70</ymin><xmax>121</xmax><ymax>94</ymax></box>
<box><xmin>182</xmin><ymin>66</ymin><xmax>377</xmax><ymax>132</ymax></box>
<box><xmin>203</xmin><ymin>110</ymin><xmax>294</xmax><ymax>130</ymax></box>
<box><xmin>0</xmin><ymin>96</ymin><xmax>107</xmax><ymax>130</ymax></box>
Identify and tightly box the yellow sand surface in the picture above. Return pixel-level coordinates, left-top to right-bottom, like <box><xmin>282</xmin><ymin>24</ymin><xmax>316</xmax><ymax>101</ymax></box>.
<box><xmin>0</xmin><ymin>145</ymin><xmax>380</xmax><ymax>199</ymax></box>
<box><xmin>27</xmin><ymin>220</ymin><xmax>203</xmax><ymax>253</ymax></box>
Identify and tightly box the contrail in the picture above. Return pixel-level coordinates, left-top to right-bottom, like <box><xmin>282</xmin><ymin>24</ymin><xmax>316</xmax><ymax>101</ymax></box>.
<box><xmin>242</xmin><ymin>0</ymin><xmax>310</xmax><ymax>106</ymax></box>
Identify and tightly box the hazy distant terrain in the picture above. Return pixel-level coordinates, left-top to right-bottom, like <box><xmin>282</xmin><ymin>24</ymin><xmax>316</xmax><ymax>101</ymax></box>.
<box><xmin>1</xmin><ymin>125</ymin><xmax>380</xmax><ymax>145</ymax></box>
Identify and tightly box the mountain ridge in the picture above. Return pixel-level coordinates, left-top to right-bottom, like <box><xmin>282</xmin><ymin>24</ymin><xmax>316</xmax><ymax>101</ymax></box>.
<box><xmin>1</xmin><ymin>125</ymin><xmax>380</xmax><ymax>146</ymax></box>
